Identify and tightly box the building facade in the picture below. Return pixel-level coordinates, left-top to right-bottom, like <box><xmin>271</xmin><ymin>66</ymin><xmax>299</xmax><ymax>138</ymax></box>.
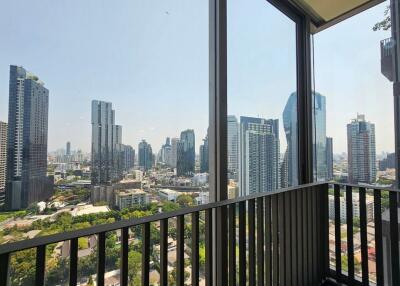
<box><xmin>239</xmin><ymin>116</ymin><xmax>279</xmax><ymax>196</ymax></box>
<box><xmin>347</xmin><ymin>114</ymin><xmax>376</xmax><ymax>184</ymax></box>
<box><xmin>138</xmin><ymin>140</ymin><xmax>153</xmax><ymax>171</ymax></box>
<box><xmin>6</xmin><ymin>66</ymin><xmax>52</xmax><ymax>209</ymax></box>
<box><xmin>313</xmin><ymin>93</ymin><xmax>327</xmax><ymax>181</ymax></box>
<box><xmin>177</xmin><ymin>129</ymin><xmax>195</xmax><ymax>176</ymax></box>
<box><xmin>114</xmin><ymin>189</ymin><xmax>149</xmax><ymax>209</ymax></box>
<box><xmin>199</xmin><ymin>134</ymin><xmax>209</xmax><ymax>173</ymax></box>
<box><xmin>227</xmin><ymin>115</ymin><xmax>239</xmax><ymax>180</ymax></box>
<box><xmin>326</xmin><ymin>137</ymin><xmax>334</xmax><ymax>180</ymax></box>
<box><xmin>0</xmin><ymin>121</ymin><xmax>7</xmax><ymax>206</ymax></box>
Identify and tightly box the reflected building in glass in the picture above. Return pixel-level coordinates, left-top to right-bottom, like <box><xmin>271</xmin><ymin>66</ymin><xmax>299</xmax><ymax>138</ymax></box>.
<box><xmin>313</xmin><ymin>92</ymin><xmax>327</xmax><ymax>181</ymax></box>
<box><xmin>6</xmin><ymin>66</ymin><xmax>52</xmax><ymax>210</ymax></box>
<box><xmin>228</xmin><ymin>115</ymin><xmax>239</xmax><ymax>180</ymax></box>
<box><xmin>239</xmin><ymin>117</ymin><xmax>279</xmax><ymax>196</ymax></box>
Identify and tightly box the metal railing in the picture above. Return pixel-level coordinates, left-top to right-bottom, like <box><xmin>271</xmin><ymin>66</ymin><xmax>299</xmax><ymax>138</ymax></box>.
<box><xmin>0</xmin><ymin>182</ymin><xmax>398</xmax><ymax>286</ymax></box>
<box><xmin>328</xmin><ymin>183</ymin><xmax>400</xmax><ymax>286</ymax></box>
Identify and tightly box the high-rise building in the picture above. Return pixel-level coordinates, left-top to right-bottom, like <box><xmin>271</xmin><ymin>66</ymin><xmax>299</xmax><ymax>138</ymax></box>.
<box><xmin>122</xmin><ymin>145</ymin><xmax>135</xmax><ymax>171</ymax></box>
<box><xmin>6</xmin><ymin>66</ymin><xmax>52</xmax><ymax>209</ymax></box>
<box><xmin>177</xmin><ymin>129</ymin><xmax>195</xmax><ymax>176</ymax></box>
<box><xmin>282</xmin><ymin>93</ymin><xmax>298</xmax><ymax>187</ymax></box>
<box><xmin>66</xmin><ymin>142</ymin><xmax>71</xmax><ymax>156</ymax></box>
<box><xmin>0</xmin><ymin>121</ymin><xmax>7</xmax><ymax>206</ymax></box>
<box><xmin>347</xmin><ymin>114</ymin><xmax>376</xmax><ymax>184</ymax></box>
<box><xmin>199</xmin><ymin>134</ymin><xmax>209</xmax><ymax>173</ymax></box>
<box><xmin>378</xmin><ymin>152</ymin><xmax>396</xmax><ymax>171</ymax></box>
<box><xmin>138</xmin><ymin>140</ymin><xmax>153</xmax><ymax>171</ymax></box>
<box><xmin>240</xmin><ymin>117</ymin><xmax>280</xmax><ymax>196</ymax></box>
<box><xmin>326</xmin><ymin>137</ymin><xmax>333</xmax><ymax>180</ymax></box>
<box><xmin>171</xmin><ymin>138</ymin><xmax>179</xmax><ymax>168</ymax></box>
<box><xmin>160</xmin><ymin>137</ymin><xmax>172</xmax><ymax>167</ymax></box>
<box><xmin>313</xmin><ymin>92</ymin><xmax>327</xmax><ymax>181</ymax></box>
<box><xmin>228</xmin><ymin>115</ymin><xmax>239</xmax><ymax>180</ymax></box>
<box><xmin>91</xmin><ymin>100</ymin><xmax>122</xmax><ymax>184</ymax></box>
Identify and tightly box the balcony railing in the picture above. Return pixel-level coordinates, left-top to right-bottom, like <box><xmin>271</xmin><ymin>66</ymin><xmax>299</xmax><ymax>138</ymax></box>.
<box><xmin>0</xmin><ymin>182</ymin><xmax>398</xmax><ymax>286</ymax></box>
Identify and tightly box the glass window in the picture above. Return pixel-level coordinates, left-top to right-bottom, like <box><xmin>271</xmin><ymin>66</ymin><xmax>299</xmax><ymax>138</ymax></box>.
<box><xmin>227</xmin><ymin>0</ymin><xmax>298</xmax><ymax>198</ymax></box>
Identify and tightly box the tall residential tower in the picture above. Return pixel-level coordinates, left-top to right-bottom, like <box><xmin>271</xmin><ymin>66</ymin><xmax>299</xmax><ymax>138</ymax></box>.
<box><xmin>6</xmin><ymin>66</ymin><xmax>51</xmax><ymax>209</ymax></box>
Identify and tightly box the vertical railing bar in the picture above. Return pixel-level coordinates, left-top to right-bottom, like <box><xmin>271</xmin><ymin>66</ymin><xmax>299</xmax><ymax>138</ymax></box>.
<box><xmin>315</xmin><ymin>185</ymin><xmax>321</xmax><ymax>283</ymax></box>
<box><xmin>228</xmin><ymin>204</ymin><xmax>236</xmax><ymax>286</ymax></box>
<box><xmin>176</xmin><ymin>216</ymin><xmax>185</xmax><ymax>286</ymax></box>
<box><xmin>0</xmin><ymin>253</ymin><xmax>9</xmax><ymax>286</ymax></box>
<box><xmin>160</xmin><ymin>219</ymin><xmax>168</xmax><ymax>286</ymax></box>
<box><xmin>205</xmin><ymin>208</ymin><xmax>213</xmax><ymax>286</ymax></box>
<box><xmin>291</xmin><ymin>190</ymin><xmax>298</xmax><ymax>285</ymax></box>
<box><xmin>284</xmin><ymin>191</ymin><xmax>291</xmax><ymax>286</ymax></box>
<box><xmin>69</xmin><ymin>237</ymin><xmax>78</xmax><ymax>286</ymax></box>
<box><xmin>142</xmin><ymin>223</ymin><xmax>150</xmax><ymax>286</ymax></box>
<box><xmin>249</xmin><ymin>199</ymin><xmax>256</xmax><ymax>285</ymax></box>
<box><xmin>297</xmin><ymin>189</ymin><xmax>304</xmax><ymax>286</ymax></box>
<box><xmin>346</xmin><ymin>185</ymin><xmax>355</xmax><ymax>282</ymax></box>
<box><xmin>374</xmin><ymin>190</ymin><xmax>384</xmax><ymax>286</ymax></box>
<box><xmin>192</xmin><ymin>212</ymin><xmax>200</xmax><ymax>286</ymax></box>
<box><xmin>278</xmin><ymin>193</ymin><xmax>285</xmax><ymax>284</ymax></box>
<box><xmin>302</xmin><ymin>188</ymin><xmax>308</xmax><ymax>285</ymax></box>
<box><xmin>238</xmin><ymin>201</ymin><xmax>246</xmax><ymax>286</ymax></box>
<box><xmin>311</xmin><ymin>187</ymin><xmax>318</xmax><ymax>284</ymax></box>
<box><xmin>389</xmin><ymin>191</ymin><xmax>400</xmax><ymax>286</ymax></box>
<box><xmin>271</xmin><ymin>195</ymin><xmax>279</xmax><ymax>285</ymax></box>
<box><xmin>307</xmin><ymin>188</ymin><xmax>313</xmax><ymax>285</ymax></box>
<box><xmin>97</xmin><ymin>232</ymin><xmax>106</xmax><ymax>286</ymax></box>
<box><xmin>319</xmin><ymin>183</ymin><xmax>330</xmax><ymax>281</ymax></box>
<box><xmin>257</xmin><ymin>197</ymin><xmax>264</xmax><ymax>286</ymax></box>
<box><xmin>265</xmin><ymin>196</ymin><xmax>272</xmax><ymax>286</ymax></box>
<box><xmin>334</xmin><ymin>184</ymin><xmax>342</xmax><ymax>277</ymax></box>
<box><xmin>359</xmin><ymin>187</ymin><xmax>369</xmax><ymax>284</ymax></box>
<box><xmin>120</xmin><ymin>227</ymin><xmax>129</xmax><ymax>286</ymax></box>
<box><xmin>35</xmin><ymin>245</ymin><xmax>46</xmax><ymax>286</ymax></box>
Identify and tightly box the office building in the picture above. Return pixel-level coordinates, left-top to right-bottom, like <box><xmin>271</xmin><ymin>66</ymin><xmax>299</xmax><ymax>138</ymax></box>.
<box><xmin>177</xmin><ymin>129</ymin><xmax>195</xmax><ymax>176</ymax></box>
<box><xmin>199</xmin><ymin>134</ymin><xmax>209</xmax><ymax>173</ymax></box>
<box><xmin>228</xmin><ymin>115</ymin><xmax>239</xmax><ymax>180</ymax></box>
<box><xmin>6</xmin><ymin>66</ymin><xmax>52</xmax><ymax>209</ymax></box>
<box><xmin>326</xmin><ymin>137</ymin><xmax>333</xmax><ymax>180</ymax></box>
<box><xmin>171</xmin><ymin>138</ymin><xmax>179</xmax><ymax>168</ymax></box>
<box><xmin>66</xmin><ymin>142</ymin><xmax>71</xmax><ymax>156</ymax></box>
<box><xmin>347</xmin><ymin>114</ymin><xmax>376</xmax><ymax>184</ymax></box>
<box><xmin>313</xmin><ymin>92</ymin><xmax>327</xmax><ymax>181</ymax></box>
<box><xmin>114</xmin><ymin>189</ymin><xmax>149</xmax><ymax>209</ymax></box>
<box><xmin>138</xmin><ymin>140</ymin><xmax>153</xmax><ymax>171</ymax></box>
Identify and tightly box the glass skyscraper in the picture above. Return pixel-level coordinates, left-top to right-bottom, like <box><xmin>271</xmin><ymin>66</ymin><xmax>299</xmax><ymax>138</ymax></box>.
<box><xmin>177</xmin><ymin>129</ymin><xmax>195</xmax><ymax>176</ymax></box>
<box><xmin>227</xmin><ymin>115</ymin><xmax>239</xmax><ymax>180</ymax></box>
<box><xmin>199</xmin><ymin>134</ymin><xmax>209</xmax><ymax>173</ymax></box>
<box><xmin>138</xmin><ymin>140</ymin><xmax>153</xmax><ymax>171</ymax></box>
<box><xmin>6</xmin><ymin>66</ymin><xmax>51</xmax><ymax>210</ymax></box>
<box><xmin>313</xmin><ymin>92</ymin><xmax>327</xmax><ymax>181</ymax></box>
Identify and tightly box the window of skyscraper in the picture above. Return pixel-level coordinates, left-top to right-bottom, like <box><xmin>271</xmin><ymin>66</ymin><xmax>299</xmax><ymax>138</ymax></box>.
<box><xmin>227</xmin><ymin>0</ymin><xmax>298</xmax><ymax>198</ymax></box>
<box><xmin>0</xmin><ymin>1</ymin><xmax>209</xmax><ymax>284</ymax></box>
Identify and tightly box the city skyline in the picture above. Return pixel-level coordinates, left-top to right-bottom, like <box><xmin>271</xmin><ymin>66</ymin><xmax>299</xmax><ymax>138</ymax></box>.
<box><xmin>0</xmin><ymin>1</ymin><xmax>393</xmax><ymax>155</ymax></box>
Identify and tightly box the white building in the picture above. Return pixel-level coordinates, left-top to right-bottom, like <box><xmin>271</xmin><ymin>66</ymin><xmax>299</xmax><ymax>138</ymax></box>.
<box><xmin>159</xmin><ymin>189</ymin><xmax>181</xmax><ymax>202</ymax></box>
<box><xmin>114</xmin><ymin>189</ymin><xmax>149</xmax><ymax>209</ymax></box>
<box><xmin>328</xmin><ymin>193</ymin><xmax>374</xmax><ymax>223</ymax></box>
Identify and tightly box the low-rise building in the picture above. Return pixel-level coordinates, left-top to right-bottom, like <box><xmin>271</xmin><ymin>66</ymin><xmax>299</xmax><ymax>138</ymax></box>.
<box><xmin>114</xmin><ymin>189</ymin><xmax>149</xmax><ymax>209</ymax></box>
<box><xmin>328</xmin><ymin>193</ymin><xmax>374</xmax><ymax>222</ymax></box>
<box><xmin>158</xmin><ymin>188</ymin><xmax>181</xmax><ymax>202</ymax></box>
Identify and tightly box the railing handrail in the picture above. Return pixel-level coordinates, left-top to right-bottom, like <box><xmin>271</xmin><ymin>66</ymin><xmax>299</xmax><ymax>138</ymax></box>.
<box><xmin>0</xmin><ymin>181</ymin><xmax>327</xmax><ymax>255</ymax></box>
<box><xmin>331</xmin><ymin>182</ymin><xmax>400</xmax><ymax>192</ymax></box>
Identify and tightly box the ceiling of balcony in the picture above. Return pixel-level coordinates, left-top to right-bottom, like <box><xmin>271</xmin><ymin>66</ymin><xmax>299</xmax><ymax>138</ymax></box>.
<box><xmin>290</xmin><ymin>0</ymin><xmax>385</xmax><ymax>32</ymax></box>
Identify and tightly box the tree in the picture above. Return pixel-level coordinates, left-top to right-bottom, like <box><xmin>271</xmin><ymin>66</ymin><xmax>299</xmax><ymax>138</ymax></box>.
<box><xmin>373</xmin><ymin>5</ymin><xmax>391</xmax><ymax>31</ymax></box>
<box><xmin>176</xmin><ymin>194</ymin><xmax>194</xmax><ymax>208</ymax></box>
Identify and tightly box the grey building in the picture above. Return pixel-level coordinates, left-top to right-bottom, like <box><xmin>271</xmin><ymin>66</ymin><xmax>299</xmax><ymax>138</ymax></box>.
<box><xmin>177</xmin><ymin>129</ymin><xmax>195</xmax><ymax>176</ymax></box>
<box><xmin>171</xmin><ymin>138</ymin><xmax>179</xmax><ymax>168</ymax></box>
<box><xmin>6</xmin><ymin>66</ymin><xmax>52</xmax><ymax>210</ymax></box>
<box><xmin>347</xmin><ymin>114</ymin><xmax>376</xmax><ymax>184</ymax></box>
<box><xmin>0</xmin><ymin>121</ymin><xmax>7</xmax><ymax>206</ymax></box>
<box><xmin>282</xmin><ymin>93</ymin><xmax>298</xmax><ymax>187</ymax></box>
<box><xmin>199</xmin><ymin>134</ymin><xmax>209</xmax><ymax>173</ymax></box>
<box><xmin>228</xmin><ymin>115</ymin><xmax>239</xmax><ymax>180</ymax></box>
<box><xmin>160</xmin><ymin>137</ymin><xmax>172</xmax><ymax>167</ymax></box>
<box><xmin>313</xmin><ymin>92</ymin><xmax>327</xmax><ymax>181</ymax></box>
<box><xmin>66</xmin><ymin>142</ymin><xmax>71</xmax><ymax>156</ymax></box>
<box><xmin>91</xmin><ymin>100</ymin><xmax>115</xmax><ymax>185</ymax></box>
<box><xmin>326</xmin><ymin>137</ymin><xmax>334</xmax><ymax>180</ymax></box>
<box><xmin>239</xmin><ymin>116</ymin><xmax>280</xmax><ymax>196</ymax></box>
<box><xmin>122</xmin><ymin>145</ymin><xmax>135</xmax><ymax>172</ymax></box>
<box><xmin>379</xmin><ymin>152</ymin><xmax>396</xmax><ymax>171</ymax></box>
<box><xmin>138</xmin><ymin>140</ymin><xmax>153</xmax><ymax>171</ymax></box>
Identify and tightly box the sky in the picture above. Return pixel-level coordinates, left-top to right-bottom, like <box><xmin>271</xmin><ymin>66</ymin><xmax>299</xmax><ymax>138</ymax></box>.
<box><xmin>0</xmin><ymin>0</ymin><xmax>393</xmax><ymax>155</ymax></box>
